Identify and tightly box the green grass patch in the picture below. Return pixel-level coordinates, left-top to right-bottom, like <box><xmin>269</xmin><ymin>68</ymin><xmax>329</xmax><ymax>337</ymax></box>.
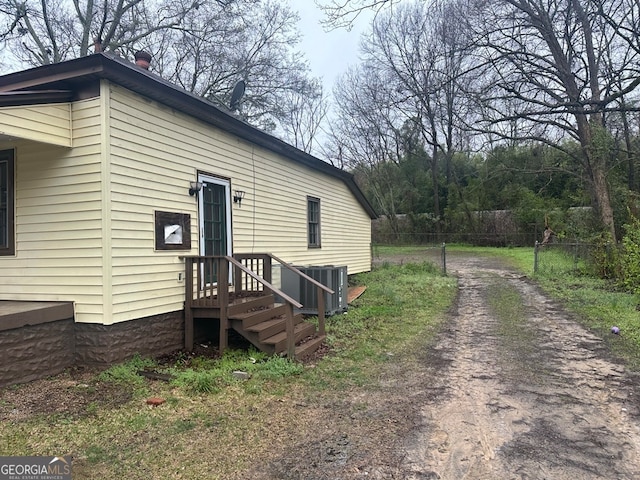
<box><xmin>97</xmin><ymin>355</ymin><xmax>157</xmax><ymax>386</ymax></box>
<box><xmin>307</xmin><ymin>261</ymin><xmax>457</xmax><ymax>390</ymax></box>
<box><xmin>533</xmin><ymin>272</ymin><xmax>640</xmax><ymax>368</ymax></box>
<box><xmin>166</xmin><ymin>348</ymin><xmax>304</xmax><ymax>394</ymax></box>
<box><xmin>472</xmin><ymin>245</ymin><xmax>640</xmax><ymax>370</ymax></box>
<box><xmin>0</xmin><ymin>257</ymin><xmax>457</xmax><ymax>479</ymax></box>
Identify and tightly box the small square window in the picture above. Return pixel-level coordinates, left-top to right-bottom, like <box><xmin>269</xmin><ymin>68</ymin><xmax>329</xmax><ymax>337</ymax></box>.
<box><xmin>307</xmin><ymin>196</ymin><xmax>321</xmax><ymax>248</ymax></box>
<box><xmin>154</xmin><ymin>211</ymin><xmax>191</xmax><ymax>250</ymax></box>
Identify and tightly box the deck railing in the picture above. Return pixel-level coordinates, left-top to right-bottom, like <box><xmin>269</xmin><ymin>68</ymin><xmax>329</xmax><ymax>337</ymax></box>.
<box><xmin>182</xmin><ymin>254</ymin><xmax>334</xmax><ymax>358</ymax></box>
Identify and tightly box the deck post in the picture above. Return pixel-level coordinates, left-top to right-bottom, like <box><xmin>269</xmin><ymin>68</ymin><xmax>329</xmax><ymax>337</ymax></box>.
<box><xmin>184</xmin><ymin>257</ymin><xmax>194</xmax><ymax>351</ymax></box>
<box><xmin>233</xmin><ymin>259</ymin><xmax>242</xmax><ymax>293</ymax></box>
<box><xmin>316</xmin><ymin>285</ymin><xmax>326</xmax><ymax>336</ymax></box>
<box><xmin>218</xmin><ymin>258</ymin><xmax>229</xmax><ymax>354</ymax></box>
<box><xmin>263</xmin><ymin>254</ymin><xmax>272</xmax><ymax>284</ymax></box>
<box><xmin>285</xmin><ymin>303</ymin><xmax>295</xmax><ymax>358</ymax></box>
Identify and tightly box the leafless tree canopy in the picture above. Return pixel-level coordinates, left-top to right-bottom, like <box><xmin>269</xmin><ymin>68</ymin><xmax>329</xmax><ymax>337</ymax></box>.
<box><xmin>320</xmin><ymin>0</ymin><xmax>640</xmax><ymax>239</ymax></box>
<box><xmin>0</xmin><ymin>0</ymin><xmax>327</xmax><ymax>144</ymax></box>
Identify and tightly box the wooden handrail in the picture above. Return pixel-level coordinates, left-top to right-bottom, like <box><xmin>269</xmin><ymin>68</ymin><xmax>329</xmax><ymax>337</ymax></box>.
<box><xmin>225</xmin><ymin>256</ymin><xmax>302</xmax><ymax>309</ymax></box>
<box><xmin>268</xmin><ymin>254</ymin><xmax>334</xmax><ymax>295</ymax></box>
<box><xmin>225</xmin><ymin>256</ymin><xmax>300</xmax><ymax>358</ymax></box>
<box><xmin>182</xmin><ymin>253</ymin><xmax>334</xmax><ymax>358</ymax></box>
<box><xmin>264</xmin><ymin>253</ymin><xmax>331</xmax><ymax>338</ymax></box>
<box><xmin>181</xmin><ymin>254</ymin><xmax>304</xmax><ymax>308</ymax></box>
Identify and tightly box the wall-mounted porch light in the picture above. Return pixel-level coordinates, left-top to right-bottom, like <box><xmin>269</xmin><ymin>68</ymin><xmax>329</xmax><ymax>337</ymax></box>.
<box><xmin>233</xmin><ymin>190</ymin><xmax>245</xmax><ymax>206</ymax></box>
<box><xmin>189</xmin><ymin>181</ymin><xmax>203</xmax><ymax>196</ymax></box>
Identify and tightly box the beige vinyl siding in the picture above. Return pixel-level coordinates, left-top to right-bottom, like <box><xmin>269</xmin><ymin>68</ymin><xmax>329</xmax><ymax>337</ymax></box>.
<box><xmin>0</xmin><ymin>82</ymin><xmax>371</xmax><ymax>327</ymax></box>
<box><xmin>108</xmin><ymin>86</ymin><xmax>201</xmax><ymax>323</ymax></box>
<box><xmin>0</xmin><ymin>103</ymin><xmax>72</xmax><ymax>146</ymax></box>
<box><xmin>0</xmin><ymin>98</ymin><xmax>105</xmax><ymax>323</ymax></box>
<box><xmin>106</xmin><ymin>84</ymin><xmax>370</xmax><ymax>324</ymax></box>
<box><xmin>236</xmin><ymin>151</ymin><xmax>371</xmax><ymax>272</ymax></box>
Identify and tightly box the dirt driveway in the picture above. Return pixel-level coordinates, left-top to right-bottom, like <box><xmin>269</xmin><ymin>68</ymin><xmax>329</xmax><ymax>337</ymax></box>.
<box><xmin>253</xmin><ymin>252</ymin><xmax>640</xmax><ymax>479</ymax></box>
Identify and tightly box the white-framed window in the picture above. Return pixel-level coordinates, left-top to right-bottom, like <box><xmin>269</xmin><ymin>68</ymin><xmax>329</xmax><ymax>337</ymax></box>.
<box><xmin>307</xmin><ymin>196</ymin><xmax>321</xmax><ymax>248</ymax></box>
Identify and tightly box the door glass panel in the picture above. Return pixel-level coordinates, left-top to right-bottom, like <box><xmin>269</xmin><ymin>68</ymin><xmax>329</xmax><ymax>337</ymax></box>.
<box><xmin>202</xmin><ymin>181</ymin><xmax>227</xmax><ymax>283</ymax></box>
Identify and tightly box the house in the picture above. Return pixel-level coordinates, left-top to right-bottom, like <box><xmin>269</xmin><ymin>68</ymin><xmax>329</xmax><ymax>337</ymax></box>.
<box><xmin>0</xmin><ymin>52</ymin><xmax>376</xmax><ymax>386</ymax></box>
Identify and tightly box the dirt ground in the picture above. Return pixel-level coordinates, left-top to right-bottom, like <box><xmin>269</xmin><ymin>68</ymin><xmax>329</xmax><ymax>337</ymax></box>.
<box><xmin>249</xmin><ymin>251</ymin><xmax>640</xmax><ymax>479</ymax></box>
<box><xmin>4</xmin><ymin>251</ymin><xmax>640</xmax><ymax>479</ymax></box>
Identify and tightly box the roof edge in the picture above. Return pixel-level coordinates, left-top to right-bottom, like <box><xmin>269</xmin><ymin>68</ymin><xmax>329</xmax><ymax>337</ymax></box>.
<box><xmin>0</xmin><ymin>54</ymin><xmax>378</xmax><ymax>218</ymax></box>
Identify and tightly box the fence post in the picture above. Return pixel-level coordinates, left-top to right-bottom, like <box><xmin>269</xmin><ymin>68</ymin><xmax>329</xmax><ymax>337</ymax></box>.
<box><xmin>441</xmin><ymin>242</ymin><xmax>447</xmax><ymax>275</ymax></box>
<box><xmin>218</xmin><ymin>259</ymin><xmax>229</xmax><ymax>355</ymax></box>
<box><xmin>534</xmin><ymin>241</ymin><xmax>539</xmax><ymax>273</ymax></box>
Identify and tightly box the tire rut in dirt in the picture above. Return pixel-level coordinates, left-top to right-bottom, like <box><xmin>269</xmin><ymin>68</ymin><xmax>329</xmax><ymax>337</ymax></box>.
<box><xmin>404</xmin><ymin>264</ymin><xmax>640</xmax><ymax>480</ymax></box>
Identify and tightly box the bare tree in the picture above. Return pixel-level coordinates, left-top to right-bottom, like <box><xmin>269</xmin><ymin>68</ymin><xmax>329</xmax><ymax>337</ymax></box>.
<box><xmin>148</xmin><ymin>1</ymin><xmax>320</xmax><ymax>134</ymax></box>
<box><xmin>0</xmin><ymin>0</ymin><xmax>209</xmax><ymax>65</ymax></box>
<box><xmin>466</xmin><ymin>0</ymin><xmax>640</xmax><ymax>240</ymax></box>
<box><xmin>329</xmin><ymin>63</ymin><xmax>406</xmax><ymax>237</ymax></box>
<box><xmin>315</xmin><ymin>0</ymin><xmax>394</xmax><ymax>29</ymax></box>
<box><xmin>320</xmin><ymin>0</ymin><xmax>640</xmax><ymax>239</ymax></box>
<box><xmin>278</xmin><ymin>78</ymin><xmax>328</xmax><ymax>154</ymax></box>
<box><xmin>362</xmin><ymin>1</ymin><xmax>476</xmax><ymax>232</ymax></box>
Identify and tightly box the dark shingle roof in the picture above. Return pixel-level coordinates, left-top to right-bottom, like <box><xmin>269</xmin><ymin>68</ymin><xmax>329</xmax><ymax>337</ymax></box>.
<box><xmin>0</xmin><ymin>53</ymin><xmax>377</xmax><ymax>218</ymax></box>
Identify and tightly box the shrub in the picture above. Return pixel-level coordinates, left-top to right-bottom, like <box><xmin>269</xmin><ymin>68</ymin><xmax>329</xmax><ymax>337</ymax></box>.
<box><xmin>620</xmin><ymin>215</ymin><xmax>640</xmax><ymax>294</ymax></box>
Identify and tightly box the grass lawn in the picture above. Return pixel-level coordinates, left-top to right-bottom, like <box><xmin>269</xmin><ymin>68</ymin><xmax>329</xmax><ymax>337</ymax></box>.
<box><xmin>3</xmin><ymin>244</ymin><xmax>638</xmax><ymax>478</ymax></box>
<box><xmin>0</xmin><ymin>259</ymin><xmax>457</xmax><ymax>479</ymax></box>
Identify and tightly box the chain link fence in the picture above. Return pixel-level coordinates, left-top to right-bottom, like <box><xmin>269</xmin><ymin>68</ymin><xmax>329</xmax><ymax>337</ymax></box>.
<box><xmin>373</xmin><ymin>232</ymin><xmax>538</xmax><ymax>247</ymax></box>
<box><xmin>533</xmin><ymin>241</ymin><xmax>618</xmax><ymax>277</ymax></box>
<box><xmin>372</xmin><ymin>237</ymin><xmax>619</xmax><ymax>279</ymax></box>
<box><xmin>372</xmin><ymin>243</ymin><xmax>448</xmax><ymax>274</ymax></box>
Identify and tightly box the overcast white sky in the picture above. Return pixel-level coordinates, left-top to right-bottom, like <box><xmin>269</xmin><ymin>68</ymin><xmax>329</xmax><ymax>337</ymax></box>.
<box><xmin>290</xmin><ymin>1</ymin><xmax>373</xmax><ymax>93</ymax></box>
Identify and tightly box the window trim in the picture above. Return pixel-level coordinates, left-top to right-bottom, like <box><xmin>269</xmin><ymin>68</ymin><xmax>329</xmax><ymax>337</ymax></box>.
<box><xmin>0</xmin><ymin>149</ymin><xmax>15</xmax><ymax>256</ymax></box>
<box><xmin>307</xmin><ymin>196</ymin><xmax>321</xmax><ymax>249</ymax></box>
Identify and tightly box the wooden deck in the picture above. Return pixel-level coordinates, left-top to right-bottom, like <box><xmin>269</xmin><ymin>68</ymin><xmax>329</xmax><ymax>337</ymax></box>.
<box><xmin>0</xmin><ymin>300</ymin><xmax>74</xmax><ymax>332</ymax></box>
<box><xmin>183</xmin><ymin>254</ymin><xmax>334</xmax><ymax>359</ymax></box>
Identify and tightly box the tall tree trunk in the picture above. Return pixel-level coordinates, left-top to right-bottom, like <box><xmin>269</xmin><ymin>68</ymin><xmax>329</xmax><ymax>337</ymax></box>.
<box><xmin>589</xmin><ymin>159</ymin><xmax>616</xmax><ymax>240</ymax></box>
<box><xmin>579</xmin><ymin>116</ymin><xmax>617</xmax><ymax>240</ymax></box>
<box><xmin>620</xmin><ymin>106</ymin><xmax>636</xmax><ymax>191</ymax></box>
<box><xmin>572</xmin><ymin>0</ymin><xmax>617</xmax><ymax>241</ymax></box>
<box><xmin>431</xmin><ymin>144</ymin><xmax>441</xmax><ymax>234</ymax></box>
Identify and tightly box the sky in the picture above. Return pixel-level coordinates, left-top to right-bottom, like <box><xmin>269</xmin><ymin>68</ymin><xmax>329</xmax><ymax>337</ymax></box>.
<box><xmin>290</xmin><ymin>1</ymin><xmax>373</xmax><ymax>93</ymax></box>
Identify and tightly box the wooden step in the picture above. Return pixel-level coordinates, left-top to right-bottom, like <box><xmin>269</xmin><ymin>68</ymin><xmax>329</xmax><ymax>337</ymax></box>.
<box><xmin>295</xmin><ymin>334</ymin><xmax>326</xmax><ymax>361</ymax></box>
<box><xmin>227</xmin><ymin>294</ymin><xmax>275</xmax><ymax>316</ymax></box>
<box><xmin>244</xmin><ymin>313</ymin><xmax>304</xmax><ymax>341</ymax></box>
<box><xmin>230</xmin><ymin>303</ymin><xmax>287</xmax><ymax>328</ymax></box>
<box><xmin>263</xmin><ymin>322</ymin><xmax>317</xmax><ymax>353</ymax></box>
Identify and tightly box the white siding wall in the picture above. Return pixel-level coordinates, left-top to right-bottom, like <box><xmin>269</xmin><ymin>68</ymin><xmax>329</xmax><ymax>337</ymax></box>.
<box><xmin>107</xmin><ymin>85</ymin><xmax>371</xmax><ymax>324</ymax></box>
<box><xmin>0</xmin><ymin>98</ymin><xmax>105</xmax><ymax>323</ymax></box>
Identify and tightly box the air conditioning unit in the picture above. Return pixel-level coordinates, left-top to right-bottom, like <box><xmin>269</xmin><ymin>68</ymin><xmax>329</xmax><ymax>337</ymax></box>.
<box><xmin>279</xmin><ymin>265</ymin><xmax>348</xmax><ymax>316</ymax></box>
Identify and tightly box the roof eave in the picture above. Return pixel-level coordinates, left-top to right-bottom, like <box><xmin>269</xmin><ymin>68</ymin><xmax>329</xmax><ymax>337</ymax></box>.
<box><xmin>0</xmin><ymin>54</ymin><xmax>378</xmax><ymax>218</ymax></box>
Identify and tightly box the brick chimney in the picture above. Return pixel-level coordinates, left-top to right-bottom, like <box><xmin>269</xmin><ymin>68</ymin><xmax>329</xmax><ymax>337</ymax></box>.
<box><xmin>134</xmin><ymin>51</ymin><xmax>152</xmax><ymax>70</ymax></box>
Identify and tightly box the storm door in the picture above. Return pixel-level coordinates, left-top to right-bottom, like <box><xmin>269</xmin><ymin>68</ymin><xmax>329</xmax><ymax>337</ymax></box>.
<box><xmin>198</xmin><ymin>174</ymin><xmax>232</xmax><ymax>284</ymax></box>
